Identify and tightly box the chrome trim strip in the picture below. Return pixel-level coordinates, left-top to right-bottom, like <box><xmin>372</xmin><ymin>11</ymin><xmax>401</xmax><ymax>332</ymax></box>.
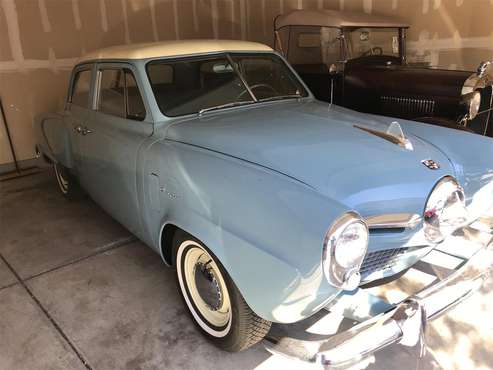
<box><xmin>365</xmin><ymin>213</ymin><xmax>422</xmax><ymax>230</ymax></box>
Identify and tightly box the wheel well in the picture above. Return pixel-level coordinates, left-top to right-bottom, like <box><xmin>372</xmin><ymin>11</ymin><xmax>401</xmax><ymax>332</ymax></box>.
<box><xmin>160</xmin><ymin>223</ymin><xmax>179</xmax><ymax>266</ymax></box>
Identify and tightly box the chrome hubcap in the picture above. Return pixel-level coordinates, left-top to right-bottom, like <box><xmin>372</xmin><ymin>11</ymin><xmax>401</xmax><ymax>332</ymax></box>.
<box><xmin>182</xmin><ymin>245</ymin><xmax>231</xmax><ymax>328</ymax></box>
<box><xmin>194</xmin><ymin>261</ymin><xmax>223</xmax><ymax>311</ymax></box>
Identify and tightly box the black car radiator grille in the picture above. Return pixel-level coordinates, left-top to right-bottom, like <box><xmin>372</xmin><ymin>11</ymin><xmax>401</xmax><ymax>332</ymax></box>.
<box><xmin>380</xmin><ymin>96</ymin><xmax>435</xmax><ymax>116</ymax></box>
<box><xmin>360</xmin><ymin>247</ymin><xmax>409</xmax><ymax>277</ymax></box>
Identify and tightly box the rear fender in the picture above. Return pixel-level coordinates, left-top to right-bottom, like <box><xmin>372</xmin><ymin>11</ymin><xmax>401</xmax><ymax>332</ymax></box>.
<box><xmin>35</xmin><ymin>112</ymin><xmax>74</xmax><ymax>168</ymax></box>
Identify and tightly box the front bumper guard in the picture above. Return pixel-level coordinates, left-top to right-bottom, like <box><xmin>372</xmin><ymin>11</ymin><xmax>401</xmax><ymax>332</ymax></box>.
<box><xmin>265</xmin><ymin>229</ymin><xmax>493</xmax><ymax>368</ymax></box>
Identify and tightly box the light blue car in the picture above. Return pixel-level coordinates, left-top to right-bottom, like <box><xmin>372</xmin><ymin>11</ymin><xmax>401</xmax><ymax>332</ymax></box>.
<box><xmin>35</xmin><ymin>40</ymin><xmax>493</xmax><ymax>367</ymax></box>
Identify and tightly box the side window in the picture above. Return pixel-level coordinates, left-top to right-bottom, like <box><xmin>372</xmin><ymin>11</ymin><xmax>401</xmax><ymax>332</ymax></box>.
<box><xmin>98</xmin><ymin>68</ymin><xmax>146</xmax><ymax>121</ymax></box>
<box><xmin>125</xmin><ymin>71</ymin><xmax>146</xmax><ymax>121</ymax></box>
<box><xmin>71</xmin><ymin>69</ymin><xmax>92</xmax><ymax>108</ymax></box>
<box><xmin>289</xmin><ymin>26</ymin><xmax>340</xmax><ymax>66</ymax></box>
<box><xmin>298</xmin><ymin>33</ymin><xmax>320</xmax><ymax>48</ymax></box>
<box><xmin>98</xmin><ymin>69</ymin><xmax>125</xmax><ymax>118</ymax></box>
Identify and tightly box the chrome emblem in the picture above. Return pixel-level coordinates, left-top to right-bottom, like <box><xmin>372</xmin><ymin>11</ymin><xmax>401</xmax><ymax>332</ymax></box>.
<box><xmin>421</xmin><ymin>159</ymin><xmax>440</xmax><ymax>170</ymax></box>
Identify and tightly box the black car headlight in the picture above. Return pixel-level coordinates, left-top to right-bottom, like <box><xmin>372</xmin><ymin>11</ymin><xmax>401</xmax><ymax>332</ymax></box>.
<box><xmin>322</xmin><ymin>212</ymin><xmax>369</xmax><ymax>290</ymax></box>
<box><xmin>424</xmin><ymin>176</ymin><xmax>468</xmax><ymax>243</ymax></box>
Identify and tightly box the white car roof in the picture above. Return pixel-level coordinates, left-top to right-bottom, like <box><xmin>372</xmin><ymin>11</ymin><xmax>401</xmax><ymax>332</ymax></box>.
<box><xmin>79</xmin><ymin>40</ymin><xmax>273</xmax><ymax>63</ymax></box>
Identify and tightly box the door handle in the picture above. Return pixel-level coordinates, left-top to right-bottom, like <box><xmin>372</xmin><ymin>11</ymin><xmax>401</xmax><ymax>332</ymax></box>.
<box><xmin>74</xmin><ymin>125</ymin><xmax>83</xmax><ymax>134</ymax></box>
<box><xmin>82</xmin><ymin>127</ymin><xmax>93</xmax><ymax>135</ymax></box>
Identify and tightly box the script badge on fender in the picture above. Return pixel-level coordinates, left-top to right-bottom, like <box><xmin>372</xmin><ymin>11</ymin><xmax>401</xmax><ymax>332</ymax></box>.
<box><xmin>421</xmin><ymin>159</ymin><xmax>440</xmax><ymax>170</ymax></box>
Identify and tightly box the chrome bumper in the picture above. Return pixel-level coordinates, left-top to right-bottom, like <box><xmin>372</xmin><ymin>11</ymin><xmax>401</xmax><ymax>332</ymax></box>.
<box><xmin>265</xmin><ymin>228</ymin><xmax>493</xmax><ymax>368</ymax></box>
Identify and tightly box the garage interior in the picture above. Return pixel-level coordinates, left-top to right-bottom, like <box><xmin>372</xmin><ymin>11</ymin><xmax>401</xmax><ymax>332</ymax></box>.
<box><xmin>1</xmin><ymin>1</ymin><xmax>493</xmax><ymax>369</ymax></box>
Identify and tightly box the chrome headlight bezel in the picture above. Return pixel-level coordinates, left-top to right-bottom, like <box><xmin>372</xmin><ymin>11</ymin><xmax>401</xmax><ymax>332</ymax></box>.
<box><xmin>322</xmin><ymin>211</ymin><xmax>369</xmax><ymax>290</ymax></box>
<box><xmin>423</xmin><ymin>176</ymin><xmax>468</xmax><ymax>243</ymax></box>
<box><xmin>464</xmin><ymin>90</ymin><xmax>481</xmax><ymax>120</ymax></box>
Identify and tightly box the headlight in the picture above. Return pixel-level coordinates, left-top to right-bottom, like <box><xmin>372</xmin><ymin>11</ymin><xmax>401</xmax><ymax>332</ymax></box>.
<box><xmin>322</xmin><ymin>212</ymin><xmax>369</xmax><ymax>290</ymax></box>
<box><xmin>465</xmin><ymin>91</ymin><xmax>481</xmax><ymax>119</ymax></box>
<box><xmin>424</xmin><ymin>176</ymin><xmax>468</xmax><ymax>243</ymax></box>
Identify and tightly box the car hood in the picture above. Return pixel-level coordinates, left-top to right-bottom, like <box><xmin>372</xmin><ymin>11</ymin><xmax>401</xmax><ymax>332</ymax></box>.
<box><xmin>164</xmin><ymin>100</ymin><xmax>454</xmax><ymax>217</ymax></box>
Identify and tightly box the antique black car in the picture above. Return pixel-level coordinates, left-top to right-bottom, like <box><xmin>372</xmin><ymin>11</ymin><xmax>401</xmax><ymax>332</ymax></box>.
<box><xmin>274</xmin><ymin>9</ymin><xmax>493</xmax><ymax>136</ymax></box>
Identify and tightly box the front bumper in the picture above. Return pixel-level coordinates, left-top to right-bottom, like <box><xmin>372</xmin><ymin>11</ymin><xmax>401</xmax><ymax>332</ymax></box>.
<box><xmin>265</xmin><ymin>227</ymin><xmax>493</xmax><ymax>368</ymax></box>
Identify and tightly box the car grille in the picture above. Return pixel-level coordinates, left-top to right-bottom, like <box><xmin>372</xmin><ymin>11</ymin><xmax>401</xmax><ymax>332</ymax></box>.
<box><xmin>380</xmin><ymin>95</ymin><xmax>435</xmax><ymax>116</ymax></box>
<box><xmin>360</xmin><ymin>247</ymin><xmax>409</xmax><ymax>277</ymax></box>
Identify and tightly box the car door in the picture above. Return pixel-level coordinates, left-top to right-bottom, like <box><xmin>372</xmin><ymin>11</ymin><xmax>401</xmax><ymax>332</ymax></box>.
<box><xmin>77</xmin><ymin>63</ymin><xmax>153</xmax><ymax>237</ymax></box>
<box><xmin>64</xmin><ymin>64</ymin><xmax>95</xmax><ymax>169</ymax></box>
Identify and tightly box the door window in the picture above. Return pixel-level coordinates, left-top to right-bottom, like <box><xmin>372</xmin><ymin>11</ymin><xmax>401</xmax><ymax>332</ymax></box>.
<box><xmin>71</xmin><ymin>69</ymin><xmax>92</xmax><ymax>108</ymax></box>
<box><xmin>98</xmin><ymin>68</ymin><xmax>146</xmax><ymax>121</ymax></box>
<box><xmin>99</xmin><ymin>69</ymin><xmax>125</xmax><ymax>118</ymax></box>
<box><xmin>125</xmin><ymin>72</ymin><xmax>146</xmax><ymax>121</ymax></box>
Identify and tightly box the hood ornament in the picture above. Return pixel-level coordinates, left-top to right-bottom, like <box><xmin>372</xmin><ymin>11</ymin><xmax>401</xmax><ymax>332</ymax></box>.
<box><xmin>421</xmin><ymin>159</ymin><xmax>440</xmax><ymax>170</ymax></box>
<box><xmin>354</xmin><ymin>121</ymin><xmax>414</xmax><ymax>151</ymax></box>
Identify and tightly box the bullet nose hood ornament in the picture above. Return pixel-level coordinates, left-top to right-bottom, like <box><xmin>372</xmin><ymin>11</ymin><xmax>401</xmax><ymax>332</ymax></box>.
<box><xmin>354</xmin><ymin>121</ymin><xmax>414</xmax><ymax>151</ymax></box>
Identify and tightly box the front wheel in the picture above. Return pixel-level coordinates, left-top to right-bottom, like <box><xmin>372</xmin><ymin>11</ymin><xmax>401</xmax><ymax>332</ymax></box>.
<box><xmin>174</xmin><ymin>231</ymin><xmax>271</xmax><ymax>351</ymax></box>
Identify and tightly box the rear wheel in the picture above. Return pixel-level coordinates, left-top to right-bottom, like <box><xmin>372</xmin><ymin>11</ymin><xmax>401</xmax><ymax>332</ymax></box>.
<box><xmin>53</xmin><ymin>162</ymin><xmax>82</xmax><ymax>199</ymax></box>
<box><xmin>174</xmin><ymin>231</ymin><xmax>271</xmax><ymax>351</ymax></box>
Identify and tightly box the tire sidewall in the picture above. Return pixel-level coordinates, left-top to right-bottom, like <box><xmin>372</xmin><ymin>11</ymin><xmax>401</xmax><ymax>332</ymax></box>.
<box><xmin>174</xmin><ymin>235</ymin><xmax>244</xmax><ymax>349</ymax></box>
<box><xmin>176</xmin><ymin>239</ymin><xmax>232</xmax><ymax>338</ymax></box>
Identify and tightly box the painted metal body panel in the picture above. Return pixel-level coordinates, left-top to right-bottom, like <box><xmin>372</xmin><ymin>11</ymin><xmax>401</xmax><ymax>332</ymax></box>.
<box><xmin>34</xmin><ymin>50</ymin><xmax>493</xmax><ymax>324</ymax></box>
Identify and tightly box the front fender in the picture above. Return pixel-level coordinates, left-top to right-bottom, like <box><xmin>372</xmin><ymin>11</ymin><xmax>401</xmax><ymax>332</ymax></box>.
<box><xmin>401</xmin><ymin>120</ymin><xmax>493</xmax><ymax>195</ymax></box>
<box><xmin>147</xmin><ymin>140</ymin><xmax>349</xmax><ymax>323</ymax></box>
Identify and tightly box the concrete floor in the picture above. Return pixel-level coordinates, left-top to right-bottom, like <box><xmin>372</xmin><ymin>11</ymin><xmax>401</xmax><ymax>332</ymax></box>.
<box><xmin>0</xmin><ymin>169</ymin><xmax>492</xmax><ymax>370</ymax></box>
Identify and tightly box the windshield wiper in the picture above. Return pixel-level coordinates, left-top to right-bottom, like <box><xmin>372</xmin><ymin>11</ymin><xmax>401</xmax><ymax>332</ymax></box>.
<box><xmin>198</xmin><ymin>100</ymin><xmax>255</xmax><ymax>115</ymax></box>
<box><xmin>198</xmin><ymin>94</ymin><xmax>302</xmax><ymax>116</ymax></box>
<box><xmin>259</xmin><ymin>94</ymin><xmax>302</xmax><ymax>103</ymax></box>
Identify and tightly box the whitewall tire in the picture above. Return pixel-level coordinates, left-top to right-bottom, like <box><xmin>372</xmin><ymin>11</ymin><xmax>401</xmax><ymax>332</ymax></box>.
<box><xmin>173</xmin><ymin>230</ymin><xmax>271</xmax><ymax>351</ymax></box>
<box><xmin>53</xmin><ymin>163</ymin><xmax>81</xmax><ymax>199</ymax></box>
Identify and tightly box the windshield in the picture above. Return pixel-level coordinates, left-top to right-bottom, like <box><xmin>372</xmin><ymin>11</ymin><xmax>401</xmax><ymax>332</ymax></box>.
<box><xmin>345</xmin><ymin>28</ymin><xmax>400</xmax><ymax>59</ymax></box>
<box><xmin>147</xmin><ymin>53</ymin><xmax>308</xmax><ymax>117</ymax></box>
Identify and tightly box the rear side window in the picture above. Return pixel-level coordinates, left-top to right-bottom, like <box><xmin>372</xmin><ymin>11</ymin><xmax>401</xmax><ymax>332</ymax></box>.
<box><xmin>98</xmin><ymin>68</ymin><xmax>146</xmax><ymax>121</ymax></box>
<box><xmin>71</xmin><ymin>69</ymin><xmax>92</xmax><ymax>107</ymax></box>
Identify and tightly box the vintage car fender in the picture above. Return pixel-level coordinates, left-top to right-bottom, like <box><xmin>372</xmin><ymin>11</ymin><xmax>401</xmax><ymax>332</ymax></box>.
<box><xmin>34</xmin><ymin>112</ymin><xmax>75</xmax><ymax>168</ymax></box>
<box><xmin>144</xmin><ymin>138</ymin><xmax>349</xmax><ymax>323</ymax></box>
<box><xmin>400</xmin><ymin>119</ymin><xmax>493</xmax><ymax>195</ymax></box>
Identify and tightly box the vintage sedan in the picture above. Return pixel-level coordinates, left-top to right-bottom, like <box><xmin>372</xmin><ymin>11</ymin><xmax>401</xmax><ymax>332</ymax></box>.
<box><xmin>274</xmin><ymin>9</ymin><xmax>493</xmax><ymax>136</ymax></box>
<box><xmin>35</xmin><ymin>40</ymin><xmax>493</xmax><ymax>367</ymax></box>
